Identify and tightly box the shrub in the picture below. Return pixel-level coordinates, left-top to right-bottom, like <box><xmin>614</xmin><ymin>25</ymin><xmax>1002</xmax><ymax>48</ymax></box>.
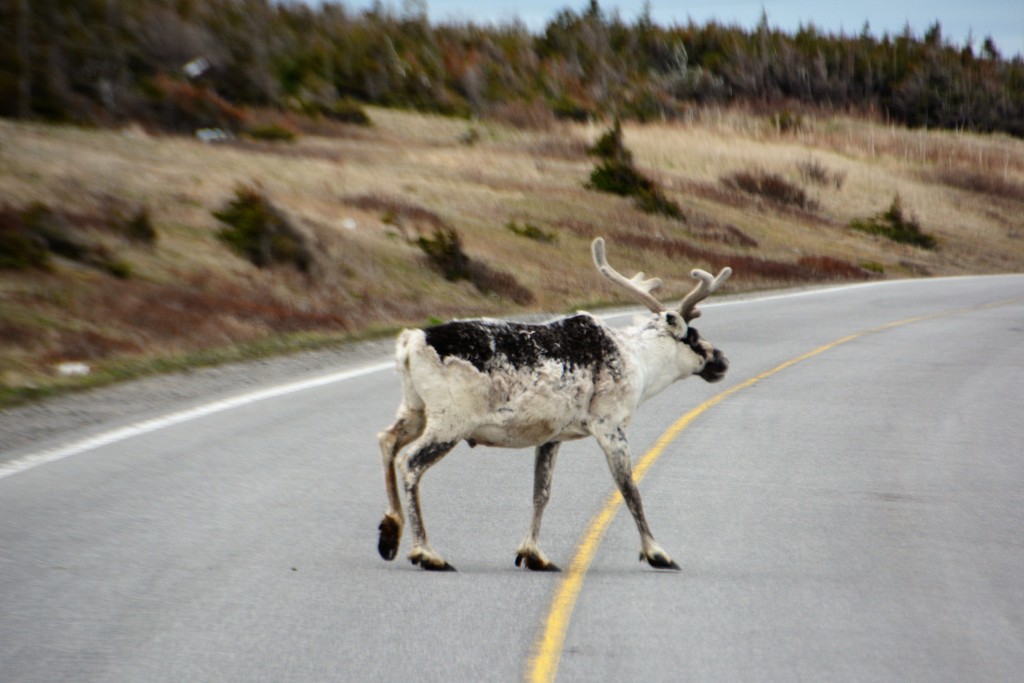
<box><xmin>850</xmin><ymin>195</ymin><xmax>938</xmax><ymax>249</ymax></box>
<box><xmin>417</xmin><ymin>226</ymin><xmax>534</xmax><ymax>303</ymax></box>
<box><xmin>505</xmin><ymin>220</ymin><xmax>557</xmax><ymax>243</ymax></box>
<box><xmin>633</xmin><ymin>186</ymin><xmax>686</xmax><ymax>220</ymax></box>
<box><xmin>21</xmin><ymin>203</ymin><xmax>90</xmax><ymax>261</ymax></box>
<box><xmin>861</xmin><ymin>261</ymin><xmax>885</xmax><ymax>273</ymax></box>
<box><xmin>149</xmin><ymin>74</ymin><xmax>248</xmax><ymax>133</ymax></box>
<box><xmin>796</xmin><ymin>255</ymin><xmax>874</xmax><ymax>279</ymax></box>
<box><xmin>770</xmin><ymin>110</ymin><xmax>804</xmax><ymax>133</ymax></box>
<box><xmin>930</xmin><ymin>169</ymin><xmax>1024</xmax><ymax>202</ymax></box>
<box><xmin>213</xmin><ymin>185</ymin><xmax>314</xmax><ymax>271</ymax></box>
<box><xmin>550</xmin><ymin>96</ymin><xmax>593</xmax><ymax>123</ymax></box>
<box><xmin>587</xmin><ymin>119</ymin><xmax>632</xmax><ymax>164</ymax></box>
<box><xmin>417</xmin><ymin>227</ymin><xmax>470</xmax><ymax>281</ymax></box>
<box><xmin>11</xmin><ymin>202</ymin><xmax>136</xmax><ymax>277</ymax></box>
<box><xmin>345</xmin><ymin>194</ymin><xmax>449</xmax><ymax>239</ymax></box>
<box><xmin>0</xmin><ymin>206</ymin><xmax>50</xmax><ymax>270</ymax></box>
<box><xmin>587</xmin><ymin>159</ymin><xmax>651</xmax><ymax>196</ymax></box>
<box><xmin>587</xmin><ymin>120</ymin><xmax>684</xmax><ymax>220</ymax></box>
<box><xmin>466</xmin><ymin>261</ymin><xmax>535</xmax><ymax>304</ymax></box>
<box><xmin>322</xmin><ymin>99</ymin><xmax>372</xmax><ymax>126</ymax></box>
<box><xmin>722</xmin><ymin>170</ymin><xmax>815</xmax><ymax>210</ymax></box>
<box><xmin>103</xmin><ymin>259</ymin><xmax>133</xmax><ymax>279</ymax></box>
<box><xmin>797</xmin><ymin>159</ymin><xmax>846</xmax><ymax>190</ymax></box>
<box><xmin>246</xmin><ymin>123</ymin><xmax>297</xmax><ymax>142</ymax></box>
<box><xmin>121</xmin><ymin>207</ymin><xmax>157</xmax><ymax>244</ymax></box>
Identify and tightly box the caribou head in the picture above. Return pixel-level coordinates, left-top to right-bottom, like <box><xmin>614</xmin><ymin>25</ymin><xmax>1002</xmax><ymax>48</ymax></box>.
<box><xmin>592</xmin><ymin>237</ymin><xmax>731</xmax><ymax>383</ymax></box>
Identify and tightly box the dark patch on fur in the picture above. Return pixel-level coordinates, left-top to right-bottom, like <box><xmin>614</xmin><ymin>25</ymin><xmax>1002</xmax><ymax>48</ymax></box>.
<box><xmin>684</xmin><ymin>326</ymin><xmax>708</xmax><ymax>358</ymax></box>
<box><xmin>407</xmin><ymin>440</ymin><xmax>457</xmax><ymax>470</ymax></box>
<box><xmin>700</xmin><ymin>349</ymin><xmax>728</xmax><ymax>382</ymax></box>
<box><xmin>685</xmin><ymin>326</ymin><xmax>728</xmax><ymax>382</ymax></box>
<box><xmin>424</xmin><ymin>315</ymin><xmax>621</xmax><ymax>378</ymax></box>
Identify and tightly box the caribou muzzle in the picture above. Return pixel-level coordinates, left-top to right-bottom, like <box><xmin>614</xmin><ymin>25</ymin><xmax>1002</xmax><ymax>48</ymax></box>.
<box><xmin>699</xmin><ymin>348</ymin><xmax>728</xmax><ymax>383</ymax></box>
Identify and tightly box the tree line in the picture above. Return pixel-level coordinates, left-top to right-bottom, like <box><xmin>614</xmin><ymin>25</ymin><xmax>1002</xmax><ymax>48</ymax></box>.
<box><xmin>2</xmin><ymin>0</ymin><xmax>1022</xmax><ymax>136</ymax></box>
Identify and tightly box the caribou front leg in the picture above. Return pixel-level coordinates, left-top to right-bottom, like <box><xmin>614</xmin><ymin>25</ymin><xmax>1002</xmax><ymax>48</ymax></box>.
<box><xmin>515</xmin><ymin>442</ymin><xmax>561</xmax><ymax>571</ymax></box>
<box><xmin>593</xmin><ymin>425</ymin><xmax>680</xmax><ymax>570</ymax></box>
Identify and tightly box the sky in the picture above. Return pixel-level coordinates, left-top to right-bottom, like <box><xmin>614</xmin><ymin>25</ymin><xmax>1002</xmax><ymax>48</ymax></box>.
<box><xmin>334</xmin><ymin>0</ymin><xmax>1024</xmax><ymax>59</ymax></box>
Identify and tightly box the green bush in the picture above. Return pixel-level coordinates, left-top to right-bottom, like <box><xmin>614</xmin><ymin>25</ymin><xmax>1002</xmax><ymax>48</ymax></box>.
<box><xmin>16</xmin><ymin>202</ymin><xmax>132</xmax><ymax>276</ymax></box>
<box><xmin>551</xmin><ymin>96</ymin><xmax>593</xmax><ymax>123</ymax></box>
<box><xmin>323</xmin><ymin>99</ymin><xmax>373</xmax><ymax>126</ymax></box>
<box><xmin>122</xmin><ymin>207</ymin><xmax>157</xmax><ymax>244</ymax></box>
<box><xmin>850</xmin><ymin>195</ymin><xmax>937</xmax><ymax>249</ymax></box>
<box><xmin>797</xmin><ymin>159</ymin><xmax>846</xmax><ymax>190</ymax></box>
<box><xmin>861</xmin><ymin>261</ymin><xmax>885</xmax><ymax>274</ymax></box>
<box><xmin>505</xmin><ymin>220</ymin><xmax>557</xmax><ymax>243</ymax></box>
<box><xmin>417</xmin><ymin>227</ymin><xmax>469</xmax><ymax>281</ymax></box>
<box><xmin>771</xmin><ymin>110</ymin><xmax>804</xmax><ymax>133</ymax></box>
<box><xmin>587</xmin><ymin>159</ymin><xmax>651</xmax><ymax>196</ymax></box>
<box><xmin>586</xmin><ymin>120</ymin><xmax>684</xmax><ymax>220</ymax></box>
<box><xmin>214</xmin><ymin>185</ymin><xmax>313</xmax><ymax>271</ymax></box>
<box><xmin>102</xmin><ymin>259</ymin><xmax>133</xmax><ymax>279</ymax></box>
<box><xmin>587</xmin><ymin>119</ymin><xmax>632</xmax><ymax>164</ymax></box>
<box><xmin>0</xmin><ymin>206</ymin><xmax>50</xmax><ymax>270</ymax></box>
<box><xmin>246</xmin><ymin>123</ymin><xmax>297</xmax><ymax>142</ymax></box>
<box><xmin>21</xmin><ymin>202</ymin><xmax>89</xmax><ymax>260</ymax></box>
<box><xmin>149</xmin><ymin>74</ymin><xmax>249</xmax><ymax>133</ymax></box>
<box><xmin>417</xmin><ymin>226</ymin><xmax>534</xmax><ymax>303</ymax></box>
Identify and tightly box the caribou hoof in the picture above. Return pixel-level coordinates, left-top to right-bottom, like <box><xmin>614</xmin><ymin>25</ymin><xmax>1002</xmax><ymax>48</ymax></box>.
<box><xmin>409</xmin><ymin>549</ymin><xmax>456</xmax><ymax>572</ymax></box>
<box><xmin>641</xmin><ymin>551</ymin><xmax>681</xmax><ymax>571</ymax></box>
<box><xmin>515</xmin><ymin>551</ymin><xmax>561</xmax><ymax>572</ymax></box>
<box><xmin>378</xmin><ymin>515</ymin><xmax>401</xmax><ymax>561</ymax></box>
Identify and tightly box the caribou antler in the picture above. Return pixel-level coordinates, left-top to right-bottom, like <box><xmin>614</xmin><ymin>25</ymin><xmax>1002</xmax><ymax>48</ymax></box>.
<box><xmin>592</xmin><ymin>238</ymin><xmax>665</xmax><ymax>313</ymax></box>
<box><xmin>593</xmin><ymin>237</ymin><xmax>731</xmax><ymax>320</ymax></box>
<box><xmin>679</xmin><ymin>266</ymin><xmax>732</xmax><ymax>321</ymax></box>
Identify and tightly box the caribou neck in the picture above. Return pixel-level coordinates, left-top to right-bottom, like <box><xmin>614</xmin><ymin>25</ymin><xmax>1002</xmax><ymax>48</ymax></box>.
<box><xmin>612</xmin><ymin>325</ymin><xmax>694</xmax><ymax>404</ymax></box>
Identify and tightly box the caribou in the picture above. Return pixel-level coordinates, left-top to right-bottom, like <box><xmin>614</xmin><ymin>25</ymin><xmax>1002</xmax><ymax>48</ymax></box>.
<box><xmin>376</xmin><ymin>238</ymin><xmax>731</xmax><ymax>571</ymax></box>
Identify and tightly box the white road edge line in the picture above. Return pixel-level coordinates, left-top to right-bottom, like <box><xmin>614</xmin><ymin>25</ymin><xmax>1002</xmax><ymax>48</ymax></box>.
<box><xmin>0</xmin><ymin>363</ymin><xmax>391</xmax><ymax>480</ymax></box>
<box><xmin>0</xmin><ymin>275</ymin><xmax>1001</xmax><ymax>480</ymax></box>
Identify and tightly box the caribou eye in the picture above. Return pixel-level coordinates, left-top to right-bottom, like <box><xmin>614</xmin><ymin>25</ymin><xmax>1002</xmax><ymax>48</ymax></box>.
<box><xmin>665</xmin><ymin>312</ymin><xmax>680</xmax><ymax>327</ymax></box>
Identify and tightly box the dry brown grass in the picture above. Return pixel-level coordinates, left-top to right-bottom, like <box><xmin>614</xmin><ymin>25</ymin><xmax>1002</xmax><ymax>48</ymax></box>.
<box><xmin>1</xmin><ymin>106</ymin><xmax>1023</xmax><ymax>403</ymax></box>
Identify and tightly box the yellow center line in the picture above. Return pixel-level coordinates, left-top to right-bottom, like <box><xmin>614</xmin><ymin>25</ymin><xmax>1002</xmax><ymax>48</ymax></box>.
<box><xmin>525</xmin><ymin>299</ymin><xmax>1021</xmax><ymax>683</ymax></box>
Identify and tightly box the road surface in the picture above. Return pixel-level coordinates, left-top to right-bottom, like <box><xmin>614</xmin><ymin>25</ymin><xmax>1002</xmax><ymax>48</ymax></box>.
<box><xmin>2</xmin><ymin>275</ymin><xmax>1023</xmax><ymax>682</ymax></box>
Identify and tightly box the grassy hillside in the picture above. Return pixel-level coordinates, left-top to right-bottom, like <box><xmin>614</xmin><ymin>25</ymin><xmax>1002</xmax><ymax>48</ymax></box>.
<box><xmin>2</xmin><ymin>107</ymin><xmax>1023</xmax><ymax>406</ymax></box>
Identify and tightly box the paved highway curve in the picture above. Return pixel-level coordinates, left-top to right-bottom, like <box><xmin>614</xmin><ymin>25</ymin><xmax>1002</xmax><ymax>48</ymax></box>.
<box><xmin>2</xmin><ymin>275</ymin><xmax>1023</xmax><ymax>682</ymax></box>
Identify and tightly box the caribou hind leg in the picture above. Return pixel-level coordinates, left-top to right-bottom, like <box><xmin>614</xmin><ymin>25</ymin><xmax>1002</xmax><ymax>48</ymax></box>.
<box><xmin>515</xmin><ymin>442</ymin><xmax>561</xmax><ymax>571</ymax></box>
<box><xmin>377</xmin><ymin>407</ymin><xmax>425</xmax><ymax>561</ymax></box>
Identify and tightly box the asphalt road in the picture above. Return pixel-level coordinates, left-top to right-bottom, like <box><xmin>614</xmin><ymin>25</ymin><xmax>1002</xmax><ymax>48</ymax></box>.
<box><xmin>2</xmin><ymin>275</ymin><xmax>1023</xmax><ymax>682</ymax></box>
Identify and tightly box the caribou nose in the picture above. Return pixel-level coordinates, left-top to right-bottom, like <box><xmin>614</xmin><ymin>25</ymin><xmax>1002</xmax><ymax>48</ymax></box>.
<box><xmin>700</xmin><ymin>349</ymin><xmax>728</xmax><ymax>382</ymax></box>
